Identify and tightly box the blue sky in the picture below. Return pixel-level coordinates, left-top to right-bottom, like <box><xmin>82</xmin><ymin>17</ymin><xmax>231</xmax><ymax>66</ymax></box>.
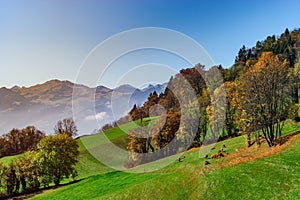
<box><xmin>0</xmin><ymin>0</ymin><xmax>300</xmax><ymax>88</ymax></box>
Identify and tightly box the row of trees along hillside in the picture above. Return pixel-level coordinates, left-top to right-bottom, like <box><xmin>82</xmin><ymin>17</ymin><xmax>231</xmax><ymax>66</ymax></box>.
<box><xmin>124</xmin><ymin>28</ymin><xmax>300</xmax><ymax>167</ymax></box>
<box><xmin>0</xmin><ymin>126</ymin><xmax>45</xmax><ymax>158</ymax></box>
<box><xmin>0</xmin><ymin>118</ymin><xmax>77</xmax><ymax>158</ymax></box>
<box><xmin>0</xmin><ymin>118</ymin><xmax>79</xmax><ymax>198</ymax></box>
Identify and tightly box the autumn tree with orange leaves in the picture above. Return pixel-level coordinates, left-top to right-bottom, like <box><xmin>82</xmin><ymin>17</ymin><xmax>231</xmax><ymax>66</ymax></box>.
<box><xmin>239</xmin><ymin>52</ymin><xmax>292</xmax><ymax>147</ymax></box>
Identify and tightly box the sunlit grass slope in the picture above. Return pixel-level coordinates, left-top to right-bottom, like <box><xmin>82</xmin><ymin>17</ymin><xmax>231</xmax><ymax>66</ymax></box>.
<box><xmin>1</xmin><ymin>119</ymin><xmax>298</xmax><ymax>200</ymax></box>
<box><xmin>29</xmin><ymin>123</ymin><xmax>300</xmax><ymax>200</ymax></box>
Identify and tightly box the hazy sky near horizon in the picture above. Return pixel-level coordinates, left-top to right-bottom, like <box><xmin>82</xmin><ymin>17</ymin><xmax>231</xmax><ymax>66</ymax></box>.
<box><xmin>0</xmin><ymin>0</ymin><xmax>300</xmax><ymax>89</ymax></box>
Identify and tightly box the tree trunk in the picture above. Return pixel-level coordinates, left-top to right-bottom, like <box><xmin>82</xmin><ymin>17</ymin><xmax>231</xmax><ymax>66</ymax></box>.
<box><xmin>293</xmin><ymin>87</ymin><xmax>299</xmax><ymax>104</ymax></box>
<box><xmin>247</xmin><ymin>133</ymin><xmax>251</xmax><ymax>147</ymax></box>
<box><xmin>54</xmin><ymin>176</ymin><xmax>60</xmax><ymax>187</ymax></box>
<box><xmin>256</xmin><ymin>132</ymin><xmax>261</xmax><ymax>146</ymax></box>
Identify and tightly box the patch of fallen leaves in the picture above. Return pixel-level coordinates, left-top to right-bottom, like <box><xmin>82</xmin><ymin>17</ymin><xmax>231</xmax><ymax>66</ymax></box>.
<box><xmin>202</xmin><ymin>132</ymin><xmax>300</xmax><ymax>172</ymax></box>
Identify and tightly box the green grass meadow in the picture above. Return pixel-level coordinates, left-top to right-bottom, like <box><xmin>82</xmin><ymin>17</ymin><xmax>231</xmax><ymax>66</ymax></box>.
<box><xmin>1</xmin><ymin>119</ymin><xmax>300</xmax><ymax>200</ymax></box>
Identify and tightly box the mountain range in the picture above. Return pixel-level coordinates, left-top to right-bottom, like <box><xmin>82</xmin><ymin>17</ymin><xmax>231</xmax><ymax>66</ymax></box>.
<box><xmin>0</xmin><ymin>80</ymin><xmax>166</xmax><ymax>135</ymax></box>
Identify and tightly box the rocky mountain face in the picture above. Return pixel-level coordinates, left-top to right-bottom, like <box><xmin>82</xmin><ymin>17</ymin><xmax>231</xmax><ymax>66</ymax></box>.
<box><xmin>0</xmin><ymin>80</ymin><xmax>166</xmax><ymax>135</ymax></box>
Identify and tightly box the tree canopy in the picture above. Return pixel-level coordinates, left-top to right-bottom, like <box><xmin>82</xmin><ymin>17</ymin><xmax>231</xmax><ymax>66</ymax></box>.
<box><xmin>54</xmin><ymin>118</ymin><xmax>78</xmax><ymax>137</ymax></box>
<box><xmin>239</xmin><ymin>52</ymin><xmax>292</xmax><ymax>146</ymax></box>
<box><xmin>35</xmin><ymin>133</ymin><xmax>79</xmax><ymax>186</ymax></box>
<box><xmin>124</xmin><ymin>28</ymin><xmax>300</xmax><ymax>167</ymax></box>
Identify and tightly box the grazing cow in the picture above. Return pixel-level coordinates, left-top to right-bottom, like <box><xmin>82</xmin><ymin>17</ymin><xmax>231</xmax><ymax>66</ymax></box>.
<box><xmin>211</xmin><ymin>152</ymin><xmax>224</xmax><ymax>159</ymax></box>
<box><xmin>204</xmin><ymin>161</ymin><xmax>210</xmax><ymax>165</ymax></box>
<box><xmin>210</xmin><ymin>144</ymin><xmax>228</xmax><ymax>159</ymax></box>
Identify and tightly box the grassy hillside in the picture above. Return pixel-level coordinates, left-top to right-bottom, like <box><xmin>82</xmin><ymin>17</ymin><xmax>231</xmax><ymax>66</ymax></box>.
<box><xmin>29</xmin><ymin>128</ymin><xmax>300</xmax><ymax>200</ymax></box>
<box><xmin>74</xmin><ymin>120</ymin><xmax>143</xmax><ymax>178</ymax></box>
<box><xmin>99</xmin><ymin>134</ymin><xmax>300</xmax><ymax>200</ymax></box>
<box><xmin>2</xmin><ymin>119</ymin><xmax>299</xmax><ymax>199</ymax></box>
<box><xmin>199</xmin><ymin>138</ymin><xmax>300</xmax><ymax>200</ymax></box>
<box><xmin>0</xmin><ymin>118</ymin><xmax>153</xmax><ymax>178</ymax></box>
<box><xmin>75</xmin><ymin>118</ymin><xmax>157</xmax><ymax>178</ymax></box>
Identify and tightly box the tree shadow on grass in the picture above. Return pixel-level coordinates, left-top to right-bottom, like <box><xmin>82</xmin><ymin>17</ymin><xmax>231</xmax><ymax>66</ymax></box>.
<box><xmin>6</xmin><ymin>178</ymin><xmax>86</xmax><ymax>200</ymax></box>
<box><xmin>274</xmin><ymin>131</ymin><xmax>300</xmax><ymax>146</ymax></box>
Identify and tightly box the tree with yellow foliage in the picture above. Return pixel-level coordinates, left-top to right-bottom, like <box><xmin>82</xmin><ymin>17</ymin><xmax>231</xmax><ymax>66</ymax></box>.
<box><xmin>239</xmin><ymin>52</ymin><xmax>292</xmax><ymax>147</ymax></box>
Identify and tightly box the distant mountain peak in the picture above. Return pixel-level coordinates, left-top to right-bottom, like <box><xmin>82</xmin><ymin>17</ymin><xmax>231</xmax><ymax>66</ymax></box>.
<box><xmin>0</xmin><ymin>86</ymin><xmax>9</xmax><ymax>91</ymax></box>
<box><xmin>141</xmin><ymin>82</ymin><xmax>167</xmax><ymax>93</ymax></box>
<box><xmin>11</xmin><ymin>85</ymin><xmax>21</xmax><ymax>90</ymax></box>
<box><xmin>0</xmin><ymin>79</ymin><xmax>166</xmax><ymax>135</ymax></box>
<box><xmin>113</xmin><ymin>84</ymin><xmax>137</xmax><ymax>93</ymax></box>
<box><xmin>96</xmin><ymin>85</ymin><xmax>111</xmax><ymax>90</ymax></box>
<box><xmin>43</xmin><ymin>79</ymin><xmax>74</xmax><ymax>86</ymax></box>
<box><xmin>114</xmin><ymin>84</ymin><xmax>135</xmax><ymax>89</ymax></box>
